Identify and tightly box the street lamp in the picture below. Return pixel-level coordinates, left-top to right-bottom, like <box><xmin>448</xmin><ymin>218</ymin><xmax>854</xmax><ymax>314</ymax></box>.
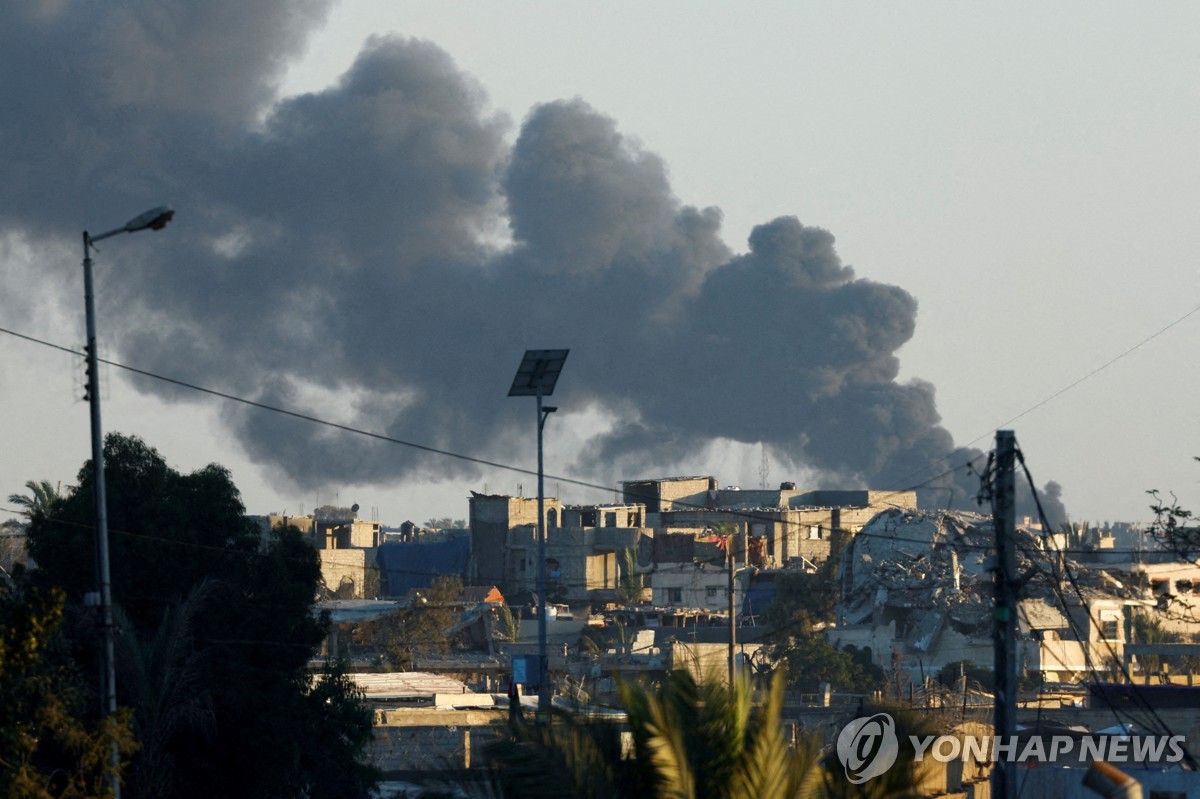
<box><xmin>508</xmin><ymin>348</ymin><xmax>568</xmax><ymax>716</ymax></box>
<box><xmin>82</xmin><ymin>204</ymin><xmax>174</xmax><ymax>797</ymax></box>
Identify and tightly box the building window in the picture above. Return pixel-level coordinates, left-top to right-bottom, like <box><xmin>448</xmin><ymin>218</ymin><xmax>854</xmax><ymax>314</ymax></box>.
<box><xmin>1100</xmin><ymin>619</ymin><xmax>1120</xmax><ymax>641</ymax></box>
<box><xmin>547</xmin><ymin>509</ymin><xmax>558</xmax><ymax>528</ymax></box>
<box><xmin>706</xmin><ymin>586</ymin><xmax>723</xmax><ymax>602</ymax></box>
<box><xmin>519</xmin><ymin>558</ymin><xmax>526</xmax><ymax>573</ymax></box>
<box><xmin>605</xmin><ymin>512</ymin><xmax>617</xmax><ymax>527</ymax></box>
<box><xmin>667</xmin><ymin>587</ymin><xmax>683</xmax><ymax>603</ymax></box>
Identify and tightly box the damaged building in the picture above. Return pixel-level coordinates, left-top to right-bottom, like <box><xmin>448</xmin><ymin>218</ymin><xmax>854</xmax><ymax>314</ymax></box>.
<box><xmin>828</xmin><ymin>508</ymin><xmax>1147</xmax><ymax>683</ymax></box>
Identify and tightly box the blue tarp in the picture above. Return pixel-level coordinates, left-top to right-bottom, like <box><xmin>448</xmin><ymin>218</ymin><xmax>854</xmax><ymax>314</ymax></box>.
<box><xmin>742</xmin><ymin>580</ymin><xmax>776</xmax><ymax>620</ymax></box>
<box><xmin>376</xmin><ymin>538</ymin><xmax>470</xmax><ymax>598</ymax></box>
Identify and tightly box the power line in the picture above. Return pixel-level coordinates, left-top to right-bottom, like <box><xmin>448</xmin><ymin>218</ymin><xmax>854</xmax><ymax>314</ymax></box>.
<box><xmin>1012</xmin><ymin>439</ymin><xmax>1194</xmax><ymax>765</ymax></box>
<box><xmin>879</xmin><ymin>301</ymin><xmax>1200</xmax><ymax>493</ymax></box>
<box><xmin>7</xmin><ymin>305</ymin><xmax>1197</xmax><ymax>524</ymax></box>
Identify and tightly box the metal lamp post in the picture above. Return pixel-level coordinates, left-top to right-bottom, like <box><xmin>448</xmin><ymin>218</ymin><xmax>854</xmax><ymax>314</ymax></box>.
<box><xmin>82</xmin><ymin>205</ymin><xmax>174</xmax><ymax>797</ymax></box>
<box><xmin>508</xmin><ymin>348</ymin><xmax>568</xmax><ymax>717</ymax></box>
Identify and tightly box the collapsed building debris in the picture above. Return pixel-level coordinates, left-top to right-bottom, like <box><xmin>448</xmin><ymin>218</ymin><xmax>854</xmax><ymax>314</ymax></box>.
<box><xmin>831</xmin><ymin>509</ymin><xmax>1143</xmax><ymax>680</ymax></box>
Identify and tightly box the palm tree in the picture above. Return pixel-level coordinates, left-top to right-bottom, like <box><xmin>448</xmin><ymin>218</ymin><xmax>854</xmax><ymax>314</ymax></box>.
<box><xmin>115</xmin><ymin>579</ymin><xmax>218</xmax><ymax>799</ymax></box>
<box><xmin>621</xmin><ymin>669</ymin><xmax>816</xmax><ymax>799</ymax></box>
<box><xmin>7</xmin><ymin>479</ymin><xmax>63</xmax><ymax>520</ymax></box>
<box><xmin>483</xmin><ymin>669</ymin><xmax>820</xmax><ymax>799</ymax></box>
<box><xmin>615</xmin><ymin>547</ymin><xmax>643</xmax><ymax>606</ymax></box>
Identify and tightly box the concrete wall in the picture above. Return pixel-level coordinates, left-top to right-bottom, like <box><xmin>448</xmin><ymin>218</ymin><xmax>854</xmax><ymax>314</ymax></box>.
<box><xmin>504</xmin><ymin>526</ymin><xmax>635</xmax><ymax>602</ymax></box>
<box><xmin>796</xmin><ymin>490</ymin><xmax>917</xmax><ymax>511</ymax></box>
<box><xmin>669</xmin><ymin>641</ymin><xmax>762</xmax><ymax>682</ymax></box>
<box><xmin>320</xmin><ymin>549</ymin><xmax>369</xmax><ymax>598</ymax></box>
<box><xmin>623</xmin><ymin>476</ymin><xmax>716</xmax><ymax>513</ymax></box>
<box><xmin>371</xmin><ymin>708</ymin><xmax>507</xmax><ymax>774</ymax></box>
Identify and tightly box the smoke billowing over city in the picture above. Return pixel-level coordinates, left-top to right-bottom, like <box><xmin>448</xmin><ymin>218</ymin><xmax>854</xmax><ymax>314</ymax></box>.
<box><xmin>0</xmin><ymin>1</ymin><xmax>1066</xmax><ymax>522</ymax></box>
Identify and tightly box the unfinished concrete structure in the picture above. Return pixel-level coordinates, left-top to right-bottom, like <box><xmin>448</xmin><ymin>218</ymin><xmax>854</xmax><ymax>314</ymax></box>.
<box><xmin>468</xmin><ymin>492</ymin><xmax>564</xmax><ymax>588</ymax></box>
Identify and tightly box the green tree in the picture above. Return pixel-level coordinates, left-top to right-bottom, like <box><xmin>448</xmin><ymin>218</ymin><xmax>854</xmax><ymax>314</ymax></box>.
<box><xmin>425</xmin><ymin>517</ymin><xmax>467</xmax><ymax>530</ymax></box>
<box><xmin>0</xmin><ymin>576</ymin><xmax>137</xmax><ymax>798</ymax></box>
<box><xmin>935</xmin><ymin>660</ymin><xmax>994</xmax><ymax>692</ymax></box>
<box><xmin>25</xmin><ymin>434</ymin><xmax>377</xmax><ymax>799</ymax></box>
<box><xmin>760</xmin><ymin>529</ymin><xmax>849</xmax><ymax>639</ymax></box>
<box><xmin>771</xmin><ymin>635</ymin><xmax>880</xmax><ymax>693</ymax></box>
<box><xmin>1131</xmin><ymin>611</ymin><xmax>1178</xmax><ymax>678</ymax></box>
<box><xmin>494</xmin><ymin>603</ymin><xmax>521</xmax><ymax>643</ymax></box>
<box><xmin>364</xmin><ymin>574</ymin><xmax>464</xmax><ymax>668</ymax></box>
<box><xmin>760</xmin><ymin>571</ymin><xmax>837</xmax><ymax>637</ymax></box>
<box><xmin>1147</xmin><ymin>461</ymin><xmax>1200</xmax><ymax>555</ymax></box>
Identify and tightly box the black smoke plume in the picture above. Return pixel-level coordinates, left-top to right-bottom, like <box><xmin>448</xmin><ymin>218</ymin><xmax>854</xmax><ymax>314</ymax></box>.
<box><xmin>0</xmin><ymin>1</ymin><xmax>1063</xmax><ymax>519</ymax></box>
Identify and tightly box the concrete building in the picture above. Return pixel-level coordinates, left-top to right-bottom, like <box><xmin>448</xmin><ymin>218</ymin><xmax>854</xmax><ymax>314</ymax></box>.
<box><xmin>629</xmin><ymin>477</ymin><xmax>915</xmax><ymax>568</ymax></box>
<box><xmin>253</xmin><ymin>510</ymin><xmax>381</xmax><ymax>599</ymax></box>
<box><xmin>468</xmin><ymin>492</ymin><xmax>563</xmax><ymax>588</ymax></box>
<box><xmin>649</xmin><ymin>562</ymin><xmax>747</xmax><ymax>615</ymax></box>
<box><xmin>504</xmin><ymin>524</ymin><xmax>646</xmax><ymax>604</ymax></box>
<box><xmin>470</xmin><ymin>479</ymin><xmax>913</xmax><ymax>608</ymax></box>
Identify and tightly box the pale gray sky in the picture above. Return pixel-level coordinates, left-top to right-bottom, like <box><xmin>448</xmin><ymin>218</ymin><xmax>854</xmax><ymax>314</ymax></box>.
<box><xmin>2</xmin><ymin>2</ymin><xmax>1198</xmax><ymax>526</ymax></box>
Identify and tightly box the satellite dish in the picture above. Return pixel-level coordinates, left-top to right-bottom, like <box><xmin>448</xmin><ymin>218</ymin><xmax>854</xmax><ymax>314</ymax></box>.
<box><xmin>351</xmin><ymin>503</ymin><xmax>360</xmax><ymax>513</ymax></box>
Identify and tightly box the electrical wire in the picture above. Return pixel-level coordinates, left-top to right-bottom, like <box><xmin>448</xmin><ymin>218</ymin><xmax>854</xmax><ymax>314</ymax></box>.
<box><xmin>1012</xmin><ymin>441</ymin><xmax>1196</xmax><ymax>767</ymax></box>
<box><xmin>877</xmin><ymin>301</ymin><xmax>1200</xmax><ymax>494</ymax></box>
<box><xmin>0</xmin><ymin>325</ymin><xmax>980</xmax><ymax>529</ymax></box>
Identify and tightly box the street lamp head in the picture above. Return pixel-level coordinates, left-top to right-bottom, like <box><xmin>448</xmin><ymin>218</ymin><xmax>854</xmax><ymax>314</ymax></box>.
<box><xmin>86</xmin><ymin>205</ymin><xmax>176</xmax><ymax>246</ymax></box>
<box><xmin>124</xmin><ymin>205</ymin><xmax>174</xmax><ymax>233</ymax></box>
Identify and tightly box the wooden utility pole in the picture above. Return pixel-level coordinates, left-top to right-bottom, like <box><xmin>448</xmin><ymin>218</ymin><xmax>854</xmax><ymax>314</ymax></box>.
<box><xmin>992</xmin><ymin>430</ymin><xmax>1018</xmax><ymax>799</ymax></box>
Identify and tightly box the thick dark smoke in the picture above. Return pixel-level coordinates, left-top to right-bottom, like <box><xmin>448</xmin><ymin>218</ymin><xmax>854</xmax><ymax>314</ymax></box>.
<box><xmin>0</xmin><ymin>1</ymin><xmax>1064</xmax><ymax>518</ymax></box>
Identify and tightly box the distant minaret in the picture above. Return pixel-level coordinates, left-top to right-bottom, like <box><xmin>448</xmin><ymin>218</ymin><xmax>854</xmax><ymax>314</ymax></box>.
<box><xmin>759</xmin><ymin>444</ymin><xmax>770</xmax><ymax>489</ymax></box>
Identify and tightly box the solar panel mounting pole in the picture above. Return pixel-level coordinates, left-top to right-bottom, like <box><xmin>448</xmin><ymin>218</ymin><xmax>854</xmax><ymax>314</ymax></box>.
<box><xmin>509</xmin><ymin>349</ymin><xmax>568</xmax><ymax>718</ymax></box>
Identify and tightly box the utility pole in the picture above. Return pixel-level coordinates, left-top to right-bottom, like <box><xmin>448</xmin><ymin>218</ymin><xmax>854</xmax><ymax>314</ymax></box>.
<box><xmin>728</xmin><ymin>542</ymin><xmax>737</xmax><ymax>689</ymax></box>
<box><xmin>991</xmin><ymin>430</ymin><xmax>1018</xmax><ymax>799</ymax></box>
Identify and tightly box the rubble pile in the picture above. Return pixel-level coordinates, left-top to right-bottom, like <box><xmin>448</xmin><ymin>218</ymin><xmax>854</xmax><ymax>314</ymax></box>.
<box><xmin>839</xmin><ymin>508</ymin><xmax>1125</xmax><ymax>653</ymax></box>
